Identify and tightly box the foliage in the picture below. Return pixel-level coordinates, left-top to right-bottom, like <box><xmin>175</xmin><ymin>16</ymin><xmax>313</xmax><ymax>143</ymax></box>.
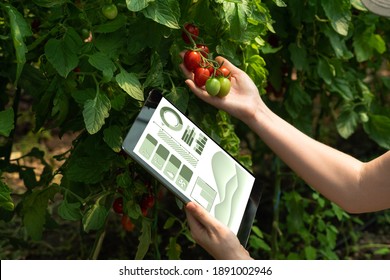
<box><xmin>0</xmin><ymin>0</ymin><xmax>389</xmax><ymax>260</ymax></box>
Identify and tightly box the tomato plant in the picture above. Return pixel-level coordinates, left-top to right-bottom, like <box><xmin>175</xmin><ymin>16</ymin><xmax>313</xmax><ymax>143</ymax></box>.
<box><xmin>113</xmin><ymin>197</ymin><xmax>123</xmax><ymax>214</ymax></box>
<box><xmin>121</xmin><ymin>215</ymin><xmax>135</xmax><ymax>232</ymax></box>
<box><xmin>0</xmin><ymin>0</ymin><xmax>389</xmax><ymax>261</ymax></box>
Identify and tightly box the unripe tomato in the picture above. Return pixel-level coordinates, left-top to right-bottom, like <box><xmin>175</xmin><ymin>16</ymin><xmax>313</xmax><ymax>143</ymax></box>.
<box><xmin>194</xmin><ymin>67</ymin><xmax>211</xmax><ymax>87</ymax></box>
<box><xmin>184</xmin><ymin>50</ymin><xmax>202</xmax><ymax>72</ymax></box>
<box><xmin>102</xmin><ymin>4</ymin><xmax>118</xmax><ymax>20</ymax></box>
<box><xmin>205</xmin><ymin>77</ymin><xmax>221</xmax><ymax>96</ymax></box>
<box><xmin>121</xmin><ymin>215</ymin><xmax>135</xmax><ymax>232</ymax></box>
<box><xmin>217</xmin><ymin>77</ymin><xmax>231</xmax><ymax>97</ymax></box>
<box><xmin>182</xmin><ymin>23</ymin><xmax>199</xmax><ymax>44</ymax></box>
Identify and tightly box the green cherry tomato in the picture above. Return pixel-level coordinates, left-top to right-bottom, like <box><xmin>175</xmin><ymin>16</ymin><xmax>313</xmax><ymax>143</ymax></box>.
<box><xmin>205</xmin><ymin>77</ymin><xmax>221</xmax><ymax>96</ymax></box>
<box><xmin>217</xmin><ymin>77</ymin><xmax>231</xmax><ymax>97</ymax></box>
<box><xmin>102</xmin><ymin>4</ymin><xmax>118</xmax><ymax>20</ymax></box>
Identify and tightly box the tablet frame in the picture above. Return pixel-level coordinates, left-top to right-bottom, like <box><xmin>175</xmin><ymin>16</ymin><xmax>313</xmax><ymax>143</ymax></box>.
<box><xmin>122</xmin><ymin>90</ymin><xmax>262</xmax><ymax>246</ymax></box>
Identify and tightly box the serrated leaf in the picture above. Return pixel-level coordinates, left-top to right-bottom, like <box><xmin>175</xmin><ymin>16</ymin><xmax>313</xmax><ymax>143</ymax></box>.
<box><xmin>223</xmin><ymin>1</ymin><xmax>250</xmax><ymax>41</ymax></box>
<box><xmin>103</xmin><ymin>125</ymin><xmax>123</xmax><ymax>152</ymax></box>
<box><xmin>83</xmin><ymin>92</ymin><xmax>111</xmax><ymax>134</ymax></box>
<box><xmin>4</xmin><ymin>4</ymin><xmax>32</xmax><ymax>86</ymax></box>
<box><xmin>82</xmin><ymin>204</ymin><xmax>108</xmax><ymax>232</ymax></box>
<box><xmin>166</xmin><ymin>237</ymin><xmax>181</xmax><ymax>260</ymax></box>
<box><xmin>21</xmin><ymin>185</ymin><xmax>60</xmax><ymax>240</ymax></box>
<box><xmin>0</xmin><ymin>108</ymin><xmax>14</xmax><ymax>137</ymax></box>
<box><xmin>116</xmin><ymin>70</ymin><xmax>144</xmax><ymax>101</ymax></box>
<box><xmin>88</xmin><ymin>52</ymin><xmax>116</xmax><ymax>81</ymax></box>
<box><xmin>142</xmin><ymin>0</ymin><xmax>180</xmax><ymax>29</ymax></box>
<box><xmin>66</xmin><ymin>157</ymin><xmax>111</xmax><ymax>184</ymax></box>
<box><xmin>363</xmin><ymin>114</ymin><xmax>390</xmax><ymax>149</ymax></box>
<box><xmin>58</xmin><ymin>200</ymin><xmax>82</xmax><ymax>221</ymax></box>
<box><xmin>45</xmin><ymin>40</ymin><xmax>77</xmax><ymax>78</ymax></box>
<box><xmin>321</xmin><ymin>0</ymin><xmax>351</xmax><ymax>36</ymax></box>
<box><xmin>317</xmin><ymin>58</ymin><xmax>335</xmax><ymax>85</ymax></box>
<box><xmin>0</xmin><ymin>181</ymin><xmax>14</xmax><ymax>211</ymax></box>
<box><xmin>353</xmin><ymin>27</ymin><xmax>386</xmax><ymax>62</ymax></box>
<box><xmin>336</xmin><ymin>105</ymin><xmax>359</xmax><ymax>139</ymax></box>
<box><xmin>144</xmin><ymin>52</ymin><xmax>164</xmax><ymax>88</ymax></box>
<box><xmin>165</xmin><ymin>87</ymin><xmax>189</xmax><ymax>113</ymax></box>
<box><xmin>126</xmin><ymin>0</ymin><xmax>154</xmax><ymax>12</ymax></box>
<box><xmin>135</xmin><ymin>219</ymin><xmax>152</xmax><ymax>260</ymax></box>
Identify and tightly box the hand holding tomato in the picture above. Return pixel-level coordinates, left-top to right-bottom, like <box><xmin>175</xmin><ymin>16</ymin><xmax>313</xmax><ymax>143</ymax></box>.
<box><xmin>180</xmin><ymin>54</ymin><xmax>264</xmax><ymax>123</ymax></box>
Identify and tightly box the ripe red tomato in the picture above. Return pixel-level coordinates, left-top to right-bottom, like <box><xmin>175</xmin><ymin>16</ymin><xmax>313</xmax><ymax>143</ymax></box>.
<box><xmin>141</xmin><ymin>194</ymin><xmax>155</xmax><ymax>209</ymax></box>
<box><xmin>113</xmin><ymin>197</ymin><xmax>123</xmax><ymax>214</ymax></box>
<box><xmin>216</xmin><ymin>65</ymin><xmax>231</xmax><ymax>79</ymax></box>
<box><xmin>182</xmin><ymin>23</ymin><xmax>199</xmax><ymax>44</ymax></box>
<box><xmin>196</xmin><ymin>44</ymin><xmax>209</xmax><ymax>58</ymax></box>
<box><xmin>121</xmin><ymin>215</ymin><xmax>135</xmax><ymax>232</ymax></box>
<box><xmin>217</xmin><ymin>77</ymin><xmax>231</xmax><ymax>97</ymax></box>
<box><xmin>102</xmin><ymin>4</ymin><xmax>118</xmax><ymax>20</ymax></box>
<box><xmin>205</xmin><ymin>77</ymin><xmax>221</xmax><ymax>96</ymax></box>
<box><xmin>194</xmin><ymin>67</ymin><xmax>211</xmax><ymax>87</ymax></box>
<box><xmin>184</xmin><ymin>50</ymin><xmax>202</xmax><ymax>72</ymax></box>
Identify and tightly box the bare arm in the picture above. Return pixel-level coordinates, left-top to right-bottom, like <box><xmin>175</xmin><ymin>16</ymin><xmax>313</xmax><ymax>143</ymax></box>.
<box><xmin>181</xmin><ymin>56</ymin><xmax>390</xmax><ymax>213</ymax></box>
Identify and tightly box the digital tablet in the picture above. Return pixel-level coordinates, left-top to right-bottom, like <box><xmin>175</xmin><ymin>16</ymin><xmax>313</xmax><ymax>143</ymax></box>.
<box><xmin>122</xmin><ymin>90</ymin><xmax>262</xmax><ymax>246</ymax></box>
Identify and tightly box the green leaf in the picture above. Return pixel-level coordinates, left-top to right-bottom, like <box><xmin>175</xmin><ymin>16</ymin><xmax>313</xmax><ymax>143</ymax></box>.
<box><xmin>353</xmin><ymin>26</ymin><xmax>386</xmax><ymax>62</ymax></box>
<box><xmin>45</xmin><ymin>28</ymin><xmax>82</xmax><ymax>78</ymax></box>
<box><xmin>66</xmin><ymin>156</ymin><xmax>111</xmax><ymax>184</ymax></box>
<box><xmin>116</xmin><ymin>70</ymin><xmax>144</xmax><ymax>101</ymax></box>
<box><xmin>336</xmin><ymin>104</ymin><xmax>359</xmax><ymax>139</ymax></box>
<box><xmin>88</xmin><ymin>52</ymin><xmax>116</xmax><ymax>82</ymax></box>
<box><xmin>32</xmin><ymin>0</ymin><xmax>67</xmax><ymax>7</ymax></box>
<box><xmin>321</xmin><ymin>0</ymin><xmax>351</xmax><ymax>36</ymax></box>
<box><xmin>165</xmin><ymin>87</ymin><xmax>189</xmax><ymax>113</ymax></box>
<box><xmin>94</xmin><ymin>15</ymin><xmax>127</xmax><ymax>33</ymax></box>
<box><xmin>21</xmin><ymin>185</ymin><xmax>60</xmax><ymax>240</ymax></box>
<box><xmin>126</xmin><ymin>0</ymin><xmax>154</xmax><ymax>12</ymax></box>
<box><xmin>83</xmin><ymin>92</ymin><xmax>111</xmax><ymax>134</ymax></box>
<box><xmin>329</xmin><ymin>77</ymin><xmax>354</xmax><ymax>100</ymax></box>
<box><xmin>0</xmin><ymin>180</ymin><xmax>14</xmax><ymax>211</ymax></box>
<box><xmin>144</xmin><ymin>52</ymin><xmax>164</xmax><ymax>89</ymax></box>
<box><xmin>363</xmin><ymin>114</ymin><xmax>390</xmax><ymax>149</ymax></box>
<box><xmin>317</xmin><ymin>58</ymin><xmax>335</xmax><ymax>85</ymax></box>
<box><xmin>285</xmin><ymin>82</ymin><xmax>312</xmax><ymax>119</ymax></box>
<box><xmin>166</xmin><ymin>237</ymin><xmax>182</xmax><ymax>260</ymax></box>
<box><xmin>323</xmin><ymin>26</ymin><xmax>353</xmax><ymax>59</ymax></box>
<box><xmin>223</xmin><ymin>1</ymin><xmax>250</xmax><ymax>41</ymax></box>
<box><xmin>288</xmin><ymin>43</ymin><xmax>308</xmax><ymax>71</ymax></box>
<box><xmin>0</xmin><ymin>108</ymin><xmax>14</xmax><ymax>137</ymax></box>
<box><xmin>103</xmin><ymin>125</ymin><xmax>123</xmax><ymax>153</ymax></box>
<box><xmin>304</xmin><ymin>246</ymin><xmax>317</xmax><ymax>260</ymax></box>
<box><xmin>4</xmin><ymin>4</ymin><xmax>32</xmax><ymax>86</ymax></box>
<box><xmin>142</xmin><ymin>0</ymin><xmax>180</xmax><ymax>29</ymax></box>
<box><xmin>58</xmin><ymin>200</ymin><xmax>82</xmax><ymax>221</ymax></box>
<box><xmin>245</xmin><ymin>55</ymin><xmax>267</xmax><ymax>87</ymax></box>
<box><xmin>163</xmin><ymin>217</ymin><xmax>176</xmax><ymax>230</ymax></box>
<box><xmin>135</xmin><ymin>219</ymin><xmax>152</xmax><ymax>260</ymax></box>
<box><xmin>82</xmin><ymin>204</ymin><xmax>109</xmax><ymax>232</ymax></box>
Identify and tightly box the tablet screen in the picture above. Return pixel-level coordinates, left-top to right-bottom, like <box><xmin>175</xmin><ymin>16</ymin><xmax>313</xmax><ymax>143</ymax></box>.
<box><xmin>125</xmin><ymin>95</ymin><xmax>256</xmax><ymax>235</ymax></box>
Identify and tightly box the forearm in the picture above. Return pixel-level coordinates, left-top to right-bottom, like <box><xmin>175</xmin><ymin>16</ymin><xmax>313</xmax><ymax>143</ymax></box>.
<box><xmin>246</xmin><ymin>105</ymin><xmax>367</xmax><ymax>212</ymax></box>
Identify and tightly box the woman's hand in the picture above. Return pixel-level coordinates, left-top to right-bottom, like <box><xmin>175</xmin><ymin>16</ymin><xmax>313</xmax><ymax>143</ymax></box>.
<box><xmin>185</xmin><ymin>202</ymin><xmax>252</xmax><ymax>260</ymax></box>
<box><xmin>179</xmin><ymin>54</ymin><xmax>265</xmax><ymax>124</ymax></box>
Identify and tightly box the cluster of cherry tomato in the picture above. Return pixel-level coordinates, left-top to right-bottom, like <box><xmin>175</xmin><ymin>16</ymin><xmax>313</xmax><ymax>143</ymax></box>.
<box><xmin>181</xmin><ymin>23</ymin><xmax>231</xmax><ymax>97</ymax></box>
<box><xmin>112</xmin><ymin>181</ymin><xmax>155</xmax><ymax>232</ymax></box>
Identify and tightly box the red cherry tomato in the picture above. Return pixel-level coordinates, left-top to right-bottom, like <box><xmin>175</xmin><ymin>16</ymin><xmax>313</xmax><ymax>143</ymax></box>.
<box><xmin>196</xmin><ymin>44</ymin><xmax>209</xmax><ymax>58</ymax></box>
<box><xmin>182</xmin><ymin>23</ymin><xmax>199</xmax><ymax>44</ymax></box>
<box><xmin>194</xmin><ymin>67</ymin><xmax>211</xmax><ymax>87</ymax></box>
<box><xmin>184</xmin><ymin>50</ymin><xmax>202</xmax><ymax>72</ymax></box>
<box><xmin>121</xmin><ymin>215</ymin><xmax>135</xmax><ymax>232</ymax></box>
<box><xmin>141</xmin><ymin>194</ymin><xmax>155</xmax><ymax>209</ymax></box>
<box><xmin>216</xmin><ymin>65</ymin><xmax>231</xmax><ymax>79</ymax></box>
<box><xmin>112</xmin><ymin>197</ymin><xmax>123</xmax><ymax>214</ymax></box>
